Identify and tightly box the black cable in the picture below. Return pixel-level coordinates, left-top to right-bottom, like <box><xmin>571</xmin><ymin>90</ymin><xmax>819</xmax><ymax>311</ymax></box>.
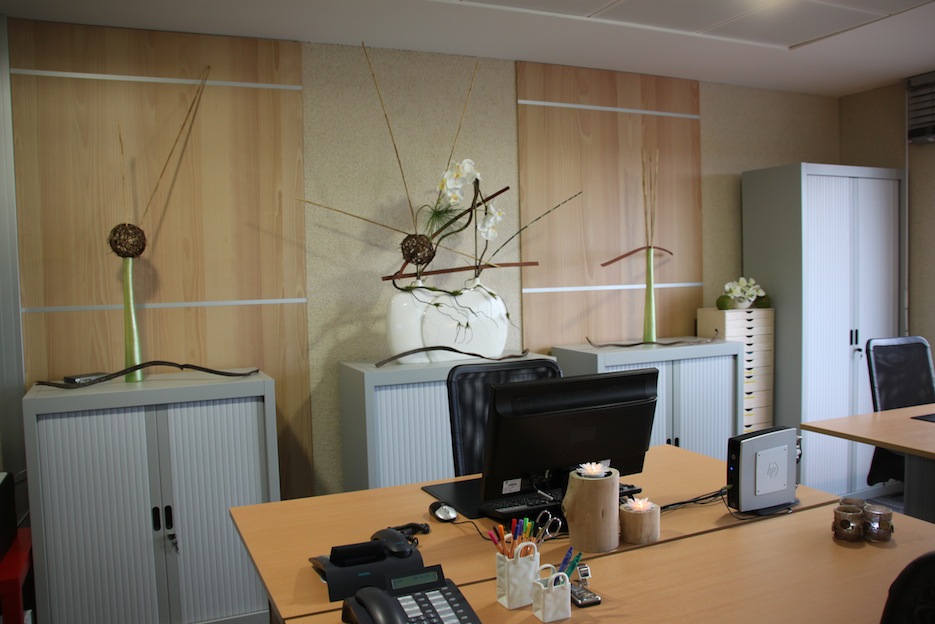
<box><xmin>37</xmin><ymin>361</ymin><xmax>260</xmax><ymax>389</ymax></box>
<box><xmin>660</xmin><ymin>487</ymin><xmax>728</xmax><ymax>512</ymax></box>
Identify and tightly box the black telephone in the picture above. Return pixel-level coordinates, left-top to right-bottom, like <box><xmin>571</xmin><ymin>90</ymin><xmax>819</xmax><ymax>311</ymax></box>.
<box><xmin>341</xmin><ymin>564</ymin><xmax>481</xmax><ymax>624</ymax></box>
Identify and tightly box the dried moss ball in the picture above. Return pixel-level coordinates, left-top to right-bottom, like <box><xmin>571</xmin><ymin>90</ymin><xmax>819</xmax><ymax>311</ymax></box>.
<box><xmin>108</xmin><ymin>223</ymin><xmax>147</xmax><ymax>258</ymax></box>
<box><xmin>400</xmin><ymin>233</ymin><xmax>435</xmax><ymax>266</ymax></box>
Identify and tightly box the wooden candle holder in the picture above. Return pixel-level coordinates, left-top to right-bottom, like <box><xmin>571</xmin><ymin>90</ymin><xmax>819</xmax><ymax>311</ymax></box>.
<box><xmin>620</xmin><ymin>503</ymin><xmax>660</xmax><ymax>545</ymax></box>
<box><xmin>562</xmin><ymin>468</ymin><xmax>620</xmax><ymax>553</ymax></box>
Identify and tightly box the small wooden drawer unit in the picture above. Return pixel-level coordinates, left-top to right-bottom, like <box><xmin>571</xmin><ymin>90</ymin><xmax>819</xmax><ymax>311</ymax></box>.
<box><xmin>697</xmin><ymin>308</ymin><xmax>775</xmax><ymax>432</ymax></box>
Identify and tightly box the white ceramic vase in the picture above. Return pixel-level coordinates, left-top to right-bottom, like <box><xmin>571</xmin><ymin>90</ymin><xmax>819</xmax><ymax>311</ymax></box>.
<box><xmin>386</xmin><ymin>277</ymin><xmax>508</xmax><ymax>363</ymax></box>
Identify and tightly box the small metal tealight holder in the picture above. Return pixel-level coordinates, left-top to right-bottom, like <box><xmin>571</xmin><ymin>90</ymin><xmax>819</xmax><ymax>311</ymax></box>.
<box><xmin>832</xmin><ymin>504</ymin><xmax>865</xmax><ymax>541</ymax></box>
<box><xmin>863</xmin><ymin>504</ymin><xmax>894</xmax><ymax>542</ymax></box>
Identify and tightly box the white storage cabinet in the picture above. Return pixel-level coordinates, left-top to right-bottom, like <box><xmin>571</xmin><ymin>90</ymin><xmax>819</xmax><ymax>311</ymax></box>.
<box><xmin>742</xmin><ymin>163</ymin><xmax>905</xmax><ymax>495</ymax></box>
<box><xmin>22</xmin><ymin>371</ymin><xmax>280</xmax><ymax>624</ymax></box>
<box><xmin>551</xmin><ymin>341</ymin><xmax>742</xmax><ymax>462</ymax></box>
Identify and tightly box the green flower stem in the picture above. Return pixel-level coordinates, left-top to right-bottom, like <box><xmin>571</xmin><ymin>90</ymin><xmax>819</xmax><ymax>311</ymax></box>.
<box><xmin>643</xmin><ymin>247</ymin><xmax>656</xmax><ymax>343</ymax></box>
<box><xmin>123</xmin><ymin>257</ymin><xmax>143</xmax><ymax>382</ymax></box>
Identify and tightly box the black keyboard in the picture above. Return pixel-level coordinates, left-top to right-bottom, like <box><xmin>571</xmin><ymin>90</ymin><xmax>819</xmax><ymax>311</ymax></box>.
<box><xmin>478</xmin><ymin>483</ymin><xmax>643</xmax><ymax>521</ymax></box>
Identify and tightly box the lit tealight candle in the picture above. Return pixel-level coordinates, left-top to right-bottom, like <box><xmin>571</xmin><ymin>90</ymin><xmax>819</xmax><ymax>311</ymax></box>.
<box><xmin>622</xmin><ymin>496</ymin><xmax>654</xmax><ymax>512</ymax></box>
<box><xmin>620</xmin><ymin>496</ymin><xmax>660</xmax><ymax>545</ymax></box>
<box><xmin>577</xmin><ymin>462</ymin><xmax>608</xmax><ymax>477</ymax></box>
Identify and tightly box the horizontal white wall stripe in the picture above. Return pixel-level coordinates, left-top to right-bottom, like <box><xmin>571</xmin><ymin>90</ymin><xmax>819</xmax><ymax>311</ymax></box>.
<box><xmin>10</xmin><ymin>68</ymin><xmax>302</xmax><ymax>90</ymax></box>
<box><xmin>518</xmin><ymin>99</ymin><xmax>700</xmax><ymax>120</ymax></box>
<box><xmin>22</xmin><ymin>298</ymin><xmax>307</xmax><ymax>313</ymax></box>
<box><xmin>523</xmin><ymin>281</ymin><xmax>702</xmax><ymax>294</ymax></box>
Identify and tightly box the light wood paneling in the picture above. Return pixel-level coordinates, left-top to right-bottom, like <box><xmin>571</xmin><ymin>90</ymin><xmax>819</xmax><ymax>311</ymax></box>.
<box><xmin>9</xmin><ymin>19</ymin><xmax>312</xmax><ymax>498</ymax></box>
<box><xmin>517</xmin><ymin>62</ymin><xmax>701</xmax><ymax>352</ymax></box>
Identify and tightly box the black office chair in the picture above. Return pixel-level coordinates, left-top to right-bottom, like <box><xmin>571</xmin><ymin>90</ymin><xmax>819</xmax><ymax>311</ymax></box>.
<box><xmin>880</xmin><ymin>551</ymin><xmax>935</xmax><ymax>623</ymax></box>
<box><xmin>865</xmin><ymin>336</ymin><xmax>935</xmax><ymax>486</ymax></box>
<box><xmin>446</xmin><ymin>359</ymin><xmax>562</xmax><ymax>476</ymax></box>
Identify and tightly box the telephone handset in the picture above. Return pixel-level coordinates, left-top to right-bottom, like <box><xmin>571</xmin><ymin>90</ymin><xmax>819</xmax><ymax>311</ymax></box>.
<box><xmin>341</xmin><ymin>564</ymin><xmax>481</xmax><ymax>624</ymax></box>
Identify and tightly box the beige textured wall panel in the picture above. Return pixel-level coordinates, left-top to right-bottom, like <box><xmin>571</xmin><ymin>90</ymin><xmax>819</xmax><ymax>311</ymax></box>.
<box><xmin>840</xmin><ymin>83</ymin><xmax>906</xmax><ymax>170</ymax></box>
<box><xmin>303</xmin><ymin>44</ymin><xmax>519</xmax><ymax>494</ymax></box>
<box><xmin>909</xmin><ymin>144</ymin><xmax>935</xmax><ymax>343</ymax></box>
<box><xmin>699</xmin><ymin>83</ymin><xmax>839</xmax><ymax>308</ymax></box>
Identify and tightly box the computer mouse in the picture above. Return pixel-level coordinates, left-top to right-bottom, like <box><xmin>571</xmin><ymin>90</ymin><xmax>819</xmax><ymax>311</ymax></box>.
<box><xmin>429</xmin><ymin>501</ymin><xmax>458</xmax><ymax>522</ymax></box>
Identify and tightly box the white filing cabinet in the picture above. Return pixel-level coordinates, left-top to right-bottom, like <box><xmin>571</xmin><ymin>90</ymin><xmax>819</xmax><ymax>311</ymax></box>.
<box><xmin>339</xmin><ymin>355</ymin><xmax>556</xmax><ymax>490</ymax></box>
<box><xmin>697</xmin><ymin>308</ymin><xmax>775</xmax><ymax>433</ymax></box>
<box><xmin>22</xmin><ymin>371</ymin><xmax>280</xmax><ymax>624</ymax></box>
<box><xmin>551</xmin><ymin>340</ymin><xmax>742</xmax><ymax>462</ymax></box>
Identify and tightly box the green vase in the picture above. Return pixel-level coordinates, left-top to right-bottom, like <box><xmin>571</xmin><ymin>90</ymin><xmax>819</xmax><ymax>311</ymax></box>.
<box><xmin>123</xmin><ymin>257</ymin><xmax>143</xmax><ymax>382</ymax></box>
<box><xmin>643</xmin><ymin>247</ymin><xmax>656</xmax><ymax>343</ymax></box>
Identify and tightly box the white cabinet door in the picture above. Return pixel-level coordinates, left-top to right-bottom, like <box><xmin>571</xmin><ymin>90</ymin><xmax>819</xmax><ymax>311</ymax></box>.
<box><xmin>163</xmin><ymin>398</ymin><xmax>269</xmax><ymax>623</ymax></box>
<box><xmin>35</xmin><ymin>407</ymin><xmax>166</xmax><ymax>624</ymax></box>
<box><xmin>801</xmin><ymin>174</ymin><xmax>857</xmax><ymax>494</ymax></box>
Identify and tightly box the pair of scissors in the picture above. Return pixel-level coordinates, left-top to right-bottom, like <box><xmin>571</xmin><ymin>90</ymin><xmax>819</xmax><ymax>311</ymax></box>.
<box><xmin>534</xmin><ymin>509</ymin><xmax>563</xmax><ymax>545</ymax></box>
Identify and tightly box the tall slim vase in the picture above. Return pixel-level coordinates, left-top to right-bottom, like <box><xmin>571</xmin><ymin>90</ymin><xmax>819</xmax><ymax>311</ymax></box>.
<box><xmin>643</xmin><ymin>247</ymin><xmax>656</xmax><ymax>343</ymax></box>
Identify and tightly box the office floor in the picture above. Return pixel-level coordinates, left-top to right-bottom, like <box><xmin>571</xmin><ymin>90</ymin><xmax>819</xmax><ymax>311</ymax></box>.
<box><xmin>868</xmin><ymin>491</ymin><xmax>905</xmax><ymax>514</ymax></box>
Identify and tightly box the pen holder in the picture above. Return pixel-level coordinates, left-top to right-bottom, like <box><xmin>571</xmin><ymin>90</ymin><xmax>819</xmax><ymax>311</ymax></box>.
<box><xmin>532</xmin><ymin>564</ymin><xmax>571</xmax><ymax>622</ymax></box>
<box><xmin>496</xmin><ymin>541</ymin><xmax>540</xmax><ymax>609</ymax></box>
<box><xmin>562</xmin><ymin>467</ymin><xmax>620</xmax><ymax>553</ymax></box>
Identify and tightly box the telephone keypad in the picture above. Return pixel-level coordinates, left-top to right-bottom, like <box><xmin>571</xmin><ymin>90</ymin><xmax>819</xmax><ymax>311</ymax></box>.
<box><xmin>396</xmin><ymin>584</ymin><xmax>476</xmax><ymax>623</ymax></box>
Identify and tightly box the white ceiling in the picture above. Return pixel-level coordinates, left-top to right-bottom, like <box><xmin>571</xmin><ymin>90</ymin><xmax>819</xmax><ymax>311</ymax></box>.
<box><xmin>3</xmin><ymin>0</ymin><xmax>935</xmax><ymax>96</ymax></box>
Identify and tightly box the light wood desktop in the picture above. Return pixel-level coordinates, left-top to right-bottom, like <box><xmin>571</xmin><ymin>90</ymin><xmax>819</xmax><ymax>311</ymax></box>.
<box><xmin>801</xmin><ymin>404</ymin><xmax>935</xmax><ymax>521</ymax></box>
<box><xmin>294</xmin><ymin>505</ymin><xmax>935</xmax><ymax>623</ymax></box>
<box><xmin>230</xmin><ymin>444</ymin><xmax>837</xmax><ymax>622</ymax></box>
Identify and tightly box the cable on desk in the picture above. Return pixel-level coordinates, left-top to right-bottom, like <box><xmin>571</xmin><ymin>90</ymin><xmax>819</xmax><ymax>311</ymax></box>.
<box><xmin>660</xmin><ymin>487</ymin><xmax>729</xmax><ymax>512</ymax></box>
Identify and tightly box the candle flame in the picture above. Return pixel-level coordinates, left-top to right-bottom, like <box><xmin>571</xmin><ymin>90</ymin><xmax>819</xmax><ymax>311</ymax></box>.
<box><xmin>623</xmin><ymin>497</ymin><xmax>654</xmax><ymax>512</ymax></box>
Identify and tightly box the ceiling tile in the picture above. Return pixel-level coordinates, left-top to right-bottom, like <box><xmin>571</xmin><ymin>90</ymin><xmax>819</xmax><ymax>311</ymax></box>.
<box><xmin>460</xmin><ymin>0</ymin><xmax>616</xmax><ymax>18</ymax></box>
<box><xmin>705</xmin><ymin>0</ymin><xmax>880</xmax><ymax>47</ymax></box>
<box><xmin>593</xmin><ymin>0</ymin><xmax>777</xmax><ymax>33</ymax></box>
<box><xmin>819</xmin><ymin>0</ymin><xmax>931</xmax><ymax>14</ymax></box>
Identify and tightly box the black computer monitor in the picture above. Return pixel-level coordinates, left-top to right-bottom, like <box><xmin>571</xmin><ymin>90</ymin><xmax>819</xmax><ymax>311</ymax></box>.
<box><xmin>479</xmin><ymin>368</ymin><xmax>659</xmax><ymax>502</ymax></box>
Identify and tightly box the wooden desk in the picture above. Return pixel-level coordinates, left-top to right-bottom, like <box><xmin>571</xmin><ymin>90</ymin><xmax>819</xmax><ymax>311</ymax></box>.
<box><xmin>230</xmin><ymin>445</ymin><xmax>837</xmax><ymax>622</ymax></box>
<box><xmin>801</xmin><ymin>404</ymin><xmax>935</xmax><ymax>521</ymax></box>
<box><xmin>294</xmin><ymin>505</ymin><xmax>935</xmax><ymax>623</ymax></box>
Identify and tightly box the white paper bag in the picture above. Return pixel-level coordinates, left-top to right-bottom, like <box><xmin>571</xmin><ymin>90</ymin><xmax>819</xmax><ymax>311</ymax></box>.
<box><xmin>532</xmin><ymin>564</ymin><xmax>571</xmax><ymax>622</ymax></box>
<box><xmin>496</xmin><ymin>541</ymin><xmax>540</xmax><ymax>609</ymax></box>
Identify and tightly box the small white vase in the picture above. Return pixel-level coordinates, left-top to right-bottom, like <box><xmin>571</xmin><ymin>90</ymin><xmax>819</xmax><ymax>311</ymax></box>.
<box><xmin>731</xmin><ymin>299</ymin><xmax>753</xmax><ymax>309</ymax></box>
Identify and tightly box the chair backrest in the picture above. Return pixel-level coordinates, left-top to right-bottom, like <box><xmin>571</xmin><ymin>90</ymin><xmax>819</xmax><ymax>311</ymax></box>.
<box><xmin>446</xmin><ymin>359</ymin><xmax>562</xmax><ymax>477</ymax></box>
<box><xmin>866</xmin><ymin>336</ymin><xmax>935</xmax><ymax>411</ymax></box>
<box><xmin>880</xmin><ymin>550</ymin><xmax>935</xmax><ymax>623</ymax></box>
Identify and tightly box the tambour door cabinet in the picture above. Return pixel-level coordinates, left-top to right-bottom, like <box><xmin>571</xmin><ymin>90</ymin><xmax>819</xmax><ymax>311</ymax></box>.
<box><xmin>22</xmin><ymin>371</ymin><xmax>280</xmax><ymax>624</ymax></box>
<box><xmin>551</xmin><ymin>341</ymin><xmax>742</xmax><ymax>462</ymax></box>
<box><xmin>742</xmin><ymin>163</ymin><xmax>904</xmax><ymax>495</ymax></box>
<box><xmin>697</xmin><ymin>308</ymin><xmax>775</xmax><ymax>433</ymax></box>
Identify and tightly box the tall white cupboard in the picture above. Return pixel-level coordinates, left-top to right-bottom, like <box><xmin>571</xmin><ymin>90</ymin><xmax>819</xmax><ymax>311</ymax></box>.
<box><xmin>741</xmin><ymin>163</ymin><xmax>905</xmax><ymax>495</ymax></box>
<box><xmin>22</xmin><ymin>371</ymin><xmax>280</xmax><ymax>624</ymax></box>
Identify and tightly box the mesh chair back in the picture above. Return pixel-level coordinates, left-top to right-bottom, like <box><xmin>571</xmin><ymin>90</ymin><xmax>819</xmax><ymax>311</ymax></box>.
<box><xmin>446</xmin><ymin>359</ymin><xmax>562</xmax><ymax>477</ymax></box>
<box><xmin>880</xmin><ymin>550</ymin><xmax>935</xmax><ymax>623</ymax></box>
<box><xmin>865</xmin><ymin>336</ymin><xmax>935</xmax><ymax>485</ymax></box>
<box><xmin>868</xmin><ymin>337</ymin><xmax>935</xmax><ymax>411</ymax></box>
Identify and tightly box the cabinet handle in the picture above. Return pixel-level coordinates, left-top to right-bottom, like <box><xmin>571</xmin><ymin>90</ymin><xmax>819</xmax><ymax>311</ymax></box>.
<box><xmin>164</xmin><ymin>505</ymin><xmax>174</xmax><ymax>530</ymax></box>
<box><xmin>152</xmin><ymin>507</ymin><xmax>161</xmax><ymax>532</ymax></box>
<box><xmin>673</xmin><ymin>437</ymin><xmax>680</xmax><ymax>447</ymax></box>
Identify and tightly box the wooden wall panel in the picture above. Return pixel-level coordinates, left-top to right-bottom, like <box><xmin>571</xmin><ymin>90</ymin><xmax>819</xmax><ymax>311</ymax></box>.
<box><xmin>517</xmin><ymin>62</ymin><xmax>701</xmax><ymax>353</ymax></box>
<box><xmin>9</xmin><ymin>20</ymin><xmax>312</xmax><ymax>498</ymax></box>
